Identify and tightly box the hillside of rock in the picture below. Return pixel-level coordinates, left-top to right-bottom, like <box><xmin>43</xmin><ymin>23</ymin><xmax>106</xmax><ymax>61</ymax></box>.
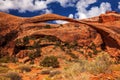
<box><xmin>0</xmin><ymin>11</ymin><xmax>120</xmax><ymax>80</ymax></box>
<box><xmin>0</xmin><ymin>12</ymin><xmax>120</xmax><ymax>59</ymax></box>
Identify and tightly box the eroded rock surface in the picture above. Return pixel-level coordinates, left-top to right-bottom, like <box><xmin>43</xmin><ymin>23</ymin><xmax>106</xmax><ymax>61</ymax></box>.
<box><xmin>0</xmin><ymin>12</ymin><xmax>120</xmax><ymax>59</ymax></box>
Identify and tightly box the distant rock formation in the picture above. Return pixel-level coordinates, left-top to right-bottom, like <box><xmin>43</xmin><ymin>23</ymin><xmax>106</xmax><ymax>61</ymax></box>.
<box><xmin>99</xmin><ymin>12</ymin><xmax>120</xmax><ymax>23</ymax></box>
<box><xmin>0</xmin><ymin>11</ymin><xmax>120</xmax><ymax>59</ymax></box>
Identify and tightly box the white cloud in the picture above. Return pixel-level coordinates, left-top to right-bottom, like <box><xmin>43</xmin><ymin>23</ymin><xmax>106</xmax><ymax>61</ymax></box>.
<box><xmin>87</xmin><ymin>2</ymin><xmax>111</xmax><ymax>17</ymax></box>
<box><xmin>68</xmin><ymin>14</ymin><xmax>74</xmax><ymax>18</ymax></box>
<box><xmin>75</xmin><ymin>12</ymin><xmax>87</xmax><ymax>19</ymax></box>
<box><xmin>0</xmin><ymin>0</ymin><xmax>112</xmax><ymax>20</ymax></box>
<box><xmin>55</xmin><ymin>14</ymin><xmax>74</xmax><ymax>24</ymax></box>
<box><xmin>57</xmin><ymin>0</ymin><xmax>78</xmax><ymax>7</ymax></box>
<box><xmin>0</xmin><ymin>0</ymin><xmax>52</xmax><ymax>13</ymax></box>
<box><xmin>75</xmin><ymin>1</ymin><xmax>112</xmax><ymax>19</ymax></box>
<box><xmin>0</xmin><ymin>0</ymin><xmax>78</xmax><ymax>13</ymax></box>
<box><xmin>75</xmin><ymin>0</ymin><xmax>98</xmax><ymax>19</ymax></box>
<box><xmin>76</xmin><ymin>0</ymin><xmax>97</xmax><ymax>13</ymax></box>
<box><xmin>55</xmin><ymin>20</ymin><xmax>68</xmax><ymax>24</ymax></box>
<box><xmin>118</xmin><ymin>2</ymin><xmax>120</xmax><ymax>9</ymax></box>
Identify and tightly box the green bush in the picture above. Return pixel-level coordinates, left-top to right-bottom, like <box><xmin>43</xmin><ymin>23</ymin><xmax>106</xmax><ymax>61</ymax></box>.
<box><xmin>18</xmin><ymin>66</ymin><xmax>31</xmax><ymax>73</ymax></box>
<box><xmin>15</xmin><ymin>39</ymin><xmax>22</xmax><ymax>46</ymax></box>
<box><xmin>23</xmin><ymin>36</ymin><xmax>29</xmax><ymax>45</ymax></box>
<box><xmin>15</xmin><ymin>36</ymin><xmax>30</xmax><ymax>46</ymax></box>
<box><xmin>40</xmin><ymin>56</ymin><xmax>59</xmax><ymax>68</ymax></box>
<box><xmin>44</xmin><ymin>25</ymin><xmax>51</xmax><ymax>29</ymax></box>
<box><xmin>66</xmin><ymin>50</ymin><xmax>78</xmax><ymax>59</ymax></box>
<box><xmin>60</xmin><ymin>24</ymin><xmax>63</xmax><ymax>26</ymax></box>
<box><xmin>28</xmin><ymin>49</ymin><xmax>41</xmax><ymax>60</ymax></box>
<box><xmin>6</xmin><ymin>72</ymin><xmax>22</xmax><ymax>80</ymax></box>
<box><xmin>30</xmin><ymin>60</ymin><xmax>34</xmax><ymax>64</ymax></box>
<box><xmin>0</xmin><ymin>66</ymin><xmax>9</xmax><ymax>74</ymax></box>
<box><xmin>0</xmin><ymin>56</ymin><xmax>17</xmax><ymax>63</ymax></box>
<box><xmin>0</xmin><ymin>56</ymin><xmax>10</xmax><ymax>63</ymax></box>
<box><xmin>0</xmin><ymin>76</ymin><xmax>10</xmax><ymax>80</ymax></box>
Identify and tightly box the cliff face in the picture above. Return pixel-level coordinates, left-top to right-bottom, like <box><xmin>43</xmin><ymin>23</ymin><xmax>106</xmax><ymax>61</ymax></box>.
<box><xmin>0</xmin><ymin>12</ymin><xmax>120</xmax><ymax>60</ymax></box>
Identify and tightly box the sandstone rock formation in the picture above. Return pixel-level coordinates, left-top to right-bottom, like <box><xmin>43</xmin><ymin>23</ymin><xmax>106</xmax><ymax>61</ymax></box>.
<box><xmin>0</xmin><ymin>12</ymin><xmax>120</xmax><ymax>60</ymax></box>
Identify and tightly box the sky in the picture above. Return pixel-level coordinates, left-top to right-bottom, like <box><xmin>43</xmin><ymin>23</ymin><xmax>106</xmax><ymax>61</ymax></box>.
<box><xmin>0</xmin><ymin>0</ymin><xmax>120</xmax><ymax>23</ymax></box>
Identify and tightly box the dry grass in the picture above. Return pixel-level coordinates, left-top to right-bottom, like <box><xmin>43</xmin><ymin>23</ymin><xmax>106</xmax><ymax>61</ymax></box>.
<box><xmin>6</xmin><ymin>72</ymin><xmax>22</xmax><ymax>80</ymax></box>
<box><xmin>0</xmin><ymin>76</ymin><xmax>10</xmax><ymax>80</ymax></box>
<box><xmin>53</xmin><ymin>51</ymin><xmax>113</xmax><ymax>80</ymax></box>
<box><xmin>18</xmin><ymin>65</ymin><xmax>31</xmax><ymax>73</ymax></box>
<box><xmin>0</xmin><ymin>66</ymin><xmax>10</xmax><ymax>74</ymax></box>
<box><xmin>109</xmin><ymin>64</ymin><xmax>120</xmax><ymax>71</ymax></box>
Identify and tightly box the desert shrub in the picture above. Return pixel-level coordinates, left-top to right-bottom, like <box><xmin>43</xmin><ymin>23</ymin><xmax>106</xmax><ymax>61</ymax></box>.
<box><xmin>0</xmin><ymin>76</ymin><xmax>10</xmax><ymax>80</ymax></box>
<box><xmin>61</xmin><ymin>41</ymin><xmax>78</xmax><ymax>50</ymax></box>
<box><xmin>23</xmin><ymin>36</ymin><xmax>29</xmax><ymax>45</ymax></box>
<box><xmin>60</xmin><ymin>24</ymin><xmax>63</xmax><ymax>26</ymax></box>
<box><xmin>89</xmin><ymin>52</ymin><xmax>112</xmax><ymax>74</ymax></box>
<box><xmin>33</xmin><ymin>40</ymin><xmax>41</xmax><ymax>48</ymax></box>
<box><xmin>40</xmin><ymin>69</ymin><xmax>51</xmax><ymax>74</ymax></box>
<box><xmin>66</xmin><ymin>50</ymin><xmax>78</xmax><ymax>59</ymax></box>
<box><xmin>62</xmin><ymin>62</ymin><xmax>85</xmax><ymax>80</ymax></box>
<box><xmin>40</xmin><ymin>56</ymin><xmax>59</xmax><ymax>68</ymax></box>
<box><xmin>0</xmin><ymin>56</ymin><xmax>10</xmax><ymax>63</ymax></box>
<box><xmin>109</xmin><ymin>65</ymin><xmax>120</xmax><ymax>71</ymax></box>
<box><xmin>0</xmin><ymin>56</ymin><xmax>17</xmax><ymax>63</ymax></box>
<box><xmin>79</xmin><ymin>52</ymin><xmax>111</xmax><ymax>74</ymax></box>
<box><xmin>15</xmin><ymin>39</ymin><xmax>22</xmax><ymax>46</ymax></box>
<box><xmin>0</xmin><ymin>66</ymin><xmax>9</xmax><ymax>74</ymax></box>
<box><xmin>55</xmin><ymin>41</ymin><xmax>78</xmax><ymax>59</ymax></box>
<box><xmin>43</xmin><ymin>77</ymin><xmax>54</xmax><ymax>80</ymax></box>
<box><xmin>88</xmin><ymin>43</ymin><xmax>100</xmax><ymax>55</ymax></box>
<box><xmin>44</xmin><ymin>25</ymin><xmax>51</xmax><ymax>29</ymax></box>
<box><xmin>88</xmin><ymin>52</ymin><xmax>93</xmax><ymax>58</ymax></box>
<box><xmin>28</xmin><ymin>49</ymin><xmax>41</xmax><ymax>60</ymax></box>
<box><xmin>30</xmin><ymin>60</ymin><xmax>34</xmax><ymax>64</ymax></box>
<box><xmin>116</xmin><ymin>60</ymin><xmax>120</xmax><ymax>64</ymax></box>
<box><xmin>55</xmin><ymin>41</ymin><xmax>61</xmax><ymax>47</ymax></box>
<box><xmin>56</xmin><ymin>52</ymin><xmax>112</xmax><ymax>80</ymax></box>
<box><xmin>35</xmin><ymin>49</ymin><xmax>41</xmax><ymax>57</ymax></box>
<box><xmin>0</xmin><ymin>51</ymin><xmax>5</xmax><ymax>58</ymax></box>
<box><xmin>6</xmin><ymin>72</ymin><xmax>22</xmax><ymax>80</ymax></box>
<box><xmin>28</xmin><ymin>53</ymin><xmax>35</xmax><ymax>60</ymax></box>
<box><xmin>15</xmin><ymin>36</ymin><xmax>30</xmax><ymax>46</ymax></box>
<box><xmin>28</xmin><ymin>40</ymin><xmax>41</xmax><ymax>60</ymax></box>
<box><xmin>49</xmin><ymin>70</ymin><xmax>61</xmax><ymax>77</ymax></box>
<box><xmin>18</xmin><ymin>66</ymin><xmax>31</xmax><ymax>73</ymax></box>
<box><xmin>80</xmin><ymin>73</ymin><xmax>90</xmax><ymax>80</ymax></box>
<box><xmin>41</xmin><ymin>69</ymin><xmax>61</xmax><ymax>77</ymax></box>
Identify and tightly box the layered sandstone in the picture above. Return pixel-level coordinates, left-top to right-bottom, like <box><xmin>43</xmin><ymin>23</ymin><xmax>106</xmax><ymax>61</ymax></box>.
<box><xmin>0</xmin><ymin>11</ymin><xmax>120</xmax><ymax>59</ymax></box>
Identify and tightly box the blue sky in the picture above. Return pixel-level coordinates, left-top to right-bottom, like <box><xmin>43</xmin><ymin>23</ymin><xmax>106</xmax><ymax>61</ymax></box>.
<box><xmin>0</xmin><ymin>0</ymin><xmax>120</xmax><ymax>21</ymax></box>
